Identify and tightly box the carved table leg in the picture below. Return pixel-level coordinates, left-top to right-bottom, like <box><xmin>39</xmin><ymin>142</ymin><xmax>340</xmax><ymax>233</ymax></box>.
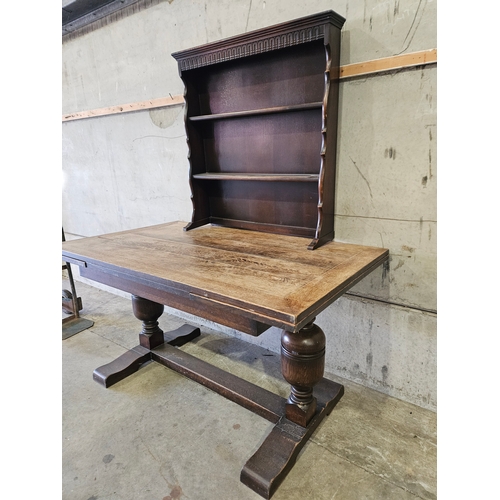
<box><xmin>133</xmin><ymin>295</ymin><xmax>165</xmax><ymax>349</ymax></box>
<box><xmin>281</xmin><ymin>319</ymin><xmax>326</xmax><ymax>427</ymax></box>
<box><xmin>241</xmin><ymin>319</ymin><xmax>342</xmax><ymax>499</ymax></box>
<box><xmin>93</xmin><ymin>295</ymin><xmax>200</xmax><ymax>387</ymax></box>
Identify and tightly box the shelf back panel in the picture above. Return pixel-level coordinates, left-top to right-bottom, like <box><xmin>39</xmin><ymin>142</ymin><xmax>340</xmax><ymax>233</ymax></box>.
<box><xmin>203</xmin><ymin>179</ymin><xmax>319</xmax><ymax>231</ymax></box>
<box><xmin>200</xmin><ymin>109</ymin><xmax>322</xmax><ymax>175</ymax></box>
<box><xmin>185</xmin><ymin>41</ymin><xmax>325</xmax><ymax>116</ymax></box>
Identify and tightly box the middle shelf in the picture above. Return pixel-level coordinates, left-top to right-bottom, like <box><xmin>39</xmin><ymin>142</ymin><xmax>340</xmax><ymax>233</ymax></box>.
<box><xmin>189</xmin><ymin>102</ymin><xmax>323</xmax><ymax>122</ymax></box>
<box><xmin>192</xmin><ymin>172</ymin><xmax>320</xmax><ymax>182</ymax></box>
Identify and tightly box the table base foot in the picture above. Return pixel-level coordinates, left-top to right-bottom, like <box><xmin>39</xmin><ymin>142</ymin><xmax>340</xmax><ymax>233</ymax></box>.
<box><xmin>93</xmin><ymin>346</ymin><xmax>151</xmax><ymax>388</ymax></box>
<box><xmin>241</xmin><ymin>378</ymin><xmax>344</xmax><ymax>499</ymax></box>
<box><xmin>93</xmin><ymin>324</ymin><xmax>201</xmax><ymax>388</ymax></box>
<box><xmin>92</xmin><ymin>324</ymin><xmax>343</xmax><ymax>499</ymax></box>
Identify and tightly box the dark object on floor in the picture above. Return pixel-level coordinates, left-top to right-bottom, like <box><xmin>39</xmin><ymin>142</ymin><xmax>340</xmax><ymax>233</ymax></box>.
<box><xmin>62</xmin><ymin>228</ymin><xmax>94</xmax><ymax>340</ymax></box>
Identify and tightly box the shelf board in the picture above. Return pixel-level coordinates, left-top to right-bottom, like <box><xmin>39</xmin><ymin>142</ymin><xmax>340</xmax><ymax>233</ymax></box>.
<box><xmin>209</xmin><ymin>217</ymin><xmax>317</xmax><ymax>238</ymax></box>
<box><xmin>189</xmin><ymin>102</ymin><xmax>322</xmax><ymax>122</ymax></box>
<box><xmin>192</xmin><ymin>173</ymin><xmax>320</xmax><ymax>182</ymax></box>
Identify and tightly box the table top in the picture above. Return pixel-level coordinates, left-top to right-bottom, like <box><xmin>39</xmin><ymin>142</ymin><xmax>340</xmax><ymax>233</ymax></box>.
<box><xmin>62</xmin><ymin>221</ymin><xmax>388</xmax><ymax>332</ymax></box>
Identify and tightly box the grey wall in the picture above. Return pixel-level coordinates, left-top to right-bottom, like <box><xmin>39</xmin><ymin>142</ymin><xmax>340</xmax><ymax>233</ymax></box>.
<box><xmin>62</xmin><ymin>0</ymin><xmax>437</xmax><ymax>410</ymax></box>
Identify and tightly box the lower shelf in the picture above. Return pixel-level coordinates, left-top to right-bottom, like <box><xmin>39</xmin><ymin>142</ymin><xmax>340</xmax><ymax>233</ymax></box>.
<box><xmin>187</xmin><ymin>217</ymin><xmax>317</xmax><ymax>239</ymax></box>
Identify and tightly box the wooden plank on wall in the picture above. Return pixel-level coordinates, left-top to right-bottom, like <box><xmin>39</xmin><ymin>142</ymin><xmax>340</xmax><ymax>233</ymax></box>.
<box><xmin>62</xmin><ymin>49</ymin><xmax>436</xmax><ymax>122</ymax></box>
<box><xmin>339</xmin><ymin>49</ymin><xmax>437</xmax><ymax>79</ymax></box>
<box><xmin>62</xmin><ymin>95</ymin><xmax>185</xmax><ymax>122</ymax></box>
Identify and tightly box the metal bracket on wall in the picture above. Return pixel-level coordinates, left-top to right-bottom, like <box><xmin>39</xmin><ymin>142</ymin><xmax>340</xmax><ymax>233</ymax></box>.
<box><xmin>62</xmin><ymin>0</ymin><xmax>142</xmax><ymax>37</ymax></box>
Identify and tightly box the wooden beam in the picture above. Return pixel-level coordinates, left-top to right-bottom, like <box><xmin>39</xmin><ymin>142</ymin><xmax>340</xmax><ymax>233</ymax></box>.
<box><xmin>339</xmin><ymin>49</ymin><xmax>437</xmax><ymax>79</ymax></box>
<box><xmin>62</xmin><ymin>95</ymin><xmax>185</xmax><ymax>122</ymax></box>
<box><xmin>62</xmin><ymin>49</ymin><xmax>436</xmax><ymax>122</ymax></box>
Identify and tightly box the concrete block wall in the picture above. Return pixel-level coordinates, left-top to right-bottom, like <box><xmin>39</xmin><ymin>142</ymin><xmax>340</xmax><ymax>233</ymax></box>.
<box><xmin>62</xmin><ymin>0</ymin><xmax>437</xmax><ymax>411</ymax></box>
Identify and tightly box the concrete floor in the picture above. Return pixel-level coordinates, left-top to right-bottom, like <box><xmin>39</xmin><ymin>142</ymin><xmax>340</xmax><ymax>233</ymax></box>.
<box><xmin>62</xmin><ymin>279</ymin><xmax>436</xmax><ymax>500</ymax></box>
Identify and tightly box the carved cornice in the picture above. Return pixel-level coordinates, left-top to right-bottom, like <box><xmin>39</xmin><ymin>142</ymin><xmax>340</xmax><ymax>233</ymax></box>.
<box><xmin>176</xmin><ymin>26</ymin><xmax>325</xmax><ymax>71</ymax></box>
<box><xmin>172</xmin><ymin>10</ymin><xmax>345</xmax><ymax>72</ymax></box>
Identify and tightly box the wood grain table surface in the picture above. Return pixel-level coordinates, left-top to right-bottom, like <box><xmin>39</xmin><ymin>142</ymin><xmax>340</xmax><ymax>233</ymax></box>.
<box><xmin>62</xmin><ymin>221</ymin><xmax>388</xmax><ymax>333</ymax></box>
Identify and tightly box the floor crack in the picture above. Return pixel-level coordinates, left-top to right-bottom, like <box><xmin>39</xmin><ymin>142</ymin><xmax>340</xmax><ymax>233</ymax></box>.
<box><xmin>309</xmin><ymin>439</ymin><xmax>434</xmax><ymax>499</ymax></box>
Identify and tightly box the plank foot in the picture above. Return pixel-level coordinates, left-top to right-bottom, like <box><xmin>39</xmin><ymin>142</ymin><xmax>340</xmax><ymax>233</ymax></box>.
<box><xmin>93</xmin><ymin>346</ymin><xmax>151</xmax><ymax>388</ymax></box>
<box><xmin>163</xmin><ymin>324</ymin><xmax>201</xmax><ymax>346</ymax></box>
<box><xmin>240</xmin><ymin>378</ymin><xmax>344</xmax><ymax>499</ymax></box>
<box><xmin>93</xmin><ymin>324</ymin><xmax>201</xmax><ymax>388</ymax></box>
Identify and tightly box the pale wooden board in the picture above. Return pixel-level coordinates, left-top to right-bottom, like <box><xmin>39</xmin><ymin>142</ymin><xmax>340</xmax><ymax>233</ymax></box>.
<box><xmin>339</xmin><ymin>49</ymin><xmax>437</xmax><ymax>79</ymax></box>
<box><xmin>62</xmin><ymin>95</ymin><xmax>185</xmax><ymax>122</ymax></box>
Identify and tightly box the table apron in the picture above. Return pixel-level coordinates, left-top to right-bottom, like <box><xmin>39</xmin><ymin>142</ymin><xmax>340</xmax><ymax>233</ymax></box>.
<box><xmin>79</xmin><ymin>264</ymin><xmax>288</xmax><ymax>336</ymax></box>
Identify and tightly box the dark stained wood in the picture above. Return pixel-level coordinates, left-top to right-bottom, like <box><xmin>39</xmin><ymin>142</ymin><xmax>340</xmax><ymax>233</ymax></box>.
<box><xmin>241</xmin><ymin>378</ymin><xmax>344</xmax><ymax>499</ymax></box>
<box><xmin>93</xmin><ymin>324</ymin><xmax>202</xmax><ymax>388</ymax></box>
<box><xmin>310</xmin><ymin>23</ymin><xmax>343</xmax><ymax>249</ymax></box>
<box><xmin>151</xmin><ymin>342</ymin><xmax>286</xmax><ymax>423</ymax></box>
<box><xmin>198</xmin><ymin>109</ymin><xmax>322</xmax><ymax>176</ymax></box>
<box><xmin>281</xmin><ymin>321</ymin><xmax>326</xmax><ymax>427</ymax></box>
<box><xmin>162</xmin><ymin>323</ymin><xmax>202</xmax><ymax>346</ymax></box>
<box><xmin>93</xmin><ymin>345</ymin><xmax>152</xmax><ymax>388</ymax></box>
<box><xmin>172</xmin><ymin>11</ymin><xmax>344</xmax><ymax>72</ymax></box>
<box><xmin>205</xmin><ymin>179</ymin><xmax>320</xmax><ymax>232</ymax></box>
<box><xmin>189</xmin><ymin>102</ymin><xmax>322</xmax><ymax>121</ymax></box>
<box><xmin>182</xmin><ymin>75</ymin><xmax>212</xmax><ymax>231</ymax></box>
<box><xmin>209</xmin><ymin>218</ymin><xmax>317</xmax><ymax>239</ymax></box>
<box><xmin>192</xmin><ymin>173</ymin><xmax>319</xmax><ymax>182</ymax></box>
<box><xmin>172</xmin><ymin>11</ymin><xmax>345</xmax><ymax>248</ymax></box>
<box><xmin>132</xmin><ymin>295</ymin><xmax>165</xmax><ymax>349</ymax></box>
<box><xmin>79</xmin><ymin>264</ymin><xmax>271</xmax><ymax>336</ymax></box>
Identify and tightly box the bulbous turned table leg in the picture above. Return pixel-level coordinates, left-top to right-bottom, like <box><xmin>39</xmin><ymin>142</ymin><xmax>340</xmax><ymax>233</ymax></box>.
<box><xmin>132</xmin><ymin>295</ymin><xmax>165</xmax><ymax>349</ymax></box>
<box><xmin>281</xmin><ymin>319</ymin><xmax>326</xmax><ymax>427</ymax></box>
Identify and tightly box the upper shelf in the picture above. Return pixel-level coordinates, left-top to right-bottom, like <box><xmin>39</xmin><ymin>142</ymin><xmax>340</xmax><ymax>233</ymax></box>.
<box><xmin>189</xmin><ymin>102</ymin><xmax>322</xmax><ymax>122</ymax></box>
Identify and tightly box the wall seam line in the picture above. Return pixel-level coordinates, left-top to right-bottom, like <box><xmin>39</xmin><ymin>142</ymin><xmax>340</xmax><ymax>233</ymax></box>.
<box><xmin>344</xmin><ymin>291</ymin><xmax>437</xmax><ymax>315</ymax></box>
